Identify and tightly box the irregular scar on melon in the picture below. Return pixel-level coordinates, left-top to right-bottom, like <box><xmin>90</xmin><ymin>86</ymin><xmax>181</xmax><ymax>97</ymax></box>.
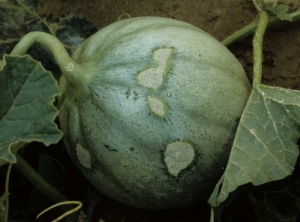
<box><xmin>148</xmin><ymin>96</ymin><xmax>166</xmax><ymax>117</ymax></box>
<box><xmin>164</xmin><ymin>141</ymin><xmax>195</xmax><ymax>177</ymax></box>
<box><xmin>138</xmin><ymin>48</ymin><xmax>173</xmax><ymax>89</ymax></box>
<box><xmin>76</xmin><ymin>143</ymin><xmax>92</xmax><ymax>169</ymax></box>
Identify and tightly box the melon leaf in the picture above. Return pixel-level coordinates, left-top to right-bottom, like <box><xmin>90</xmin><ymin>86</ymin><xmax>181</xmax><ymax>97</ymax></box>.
<box><xmin>208</xmin><ymin>84</ymin><xmax>300</xmax><ymax>207</ymax></box>
<box><xmin>270</xmin><ymin>4</ymin><xmax>291</xmax><ymax>21</ymax></box>
<box><xmin>0</xmin><ymin>54</ymin><xmax>62</xmax><ymax>167</ymax></box>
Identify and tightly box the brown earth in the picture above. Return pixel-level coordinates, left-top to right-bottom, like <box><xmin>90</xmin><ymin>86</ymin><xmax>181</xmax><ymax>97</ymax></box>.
<box><xmin>37</xmin><ymin>0</ymin><xmax>300</xmax><ymax>221</ymax></box>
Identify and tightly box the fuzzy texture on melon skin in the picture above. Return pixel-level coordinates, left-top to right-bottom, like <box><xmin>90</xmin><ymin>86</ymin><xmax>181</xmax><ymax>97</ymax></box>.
<box><xmin>58</xmin><ymin>16</ymin><xmax>250</xmax><ymax>209</ymax></box>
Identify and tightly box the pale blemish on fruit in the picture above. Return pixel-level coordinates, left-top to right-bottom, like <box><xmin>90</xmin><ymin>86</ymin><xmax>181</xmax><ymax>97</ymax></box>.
<box><xmin>76</xmin><ymin>143</ymin><xmax>91</xmax><ymax>169</ymax></box>
<box><xmin>164</xmin><ymin>141</ymin><xmax>195</xmax><ymax>177</ymax></box>
<box><xmin>148</xmin><ymin>96</ymin><xmax>166</xmax><ymax>116</ymax></box>
<box><xmin>138</xmin><ymin>48</ymin><xmax>173</xmax><ymax>89</ymax></box>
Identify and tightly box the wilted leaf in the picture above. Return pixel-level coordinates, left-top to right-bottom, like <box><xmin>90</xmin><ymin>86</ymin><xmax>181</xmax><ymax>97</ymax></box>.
<box><xmin>209</xmin><ymin>84</ymin><xmax>300</xmax><ymax>207</ymax></box>
<box><xmin>0</xmin><ymin>54</ymin><xmax>62</xmax><ymax>167</ymax></box>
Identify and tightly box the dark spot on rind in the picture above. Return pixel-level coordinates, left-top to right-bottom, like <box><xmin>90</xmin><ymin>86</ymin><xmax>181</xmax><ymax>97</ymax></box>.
<box><xmin>104</xmin><ymin>144</ymin><xmax>118</xmax><ymax>152</ymax></box>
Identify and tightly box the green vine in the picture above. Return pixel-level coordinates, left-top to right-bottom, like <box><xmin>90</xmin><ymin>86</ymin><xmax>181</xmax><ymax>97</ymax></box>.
<box><xmin>252</xmin><ymin>11</ymin><xmax>269</xmax><ymax>86</ymax></box>
<box><xmin>4</xmin><ymin>164</ymin><xmax>12</xmax><ymax>222</ymax></box>
<box><xmin>222</xmin><ymin>10</ymin><xmax>300</xmax><ymax>47</ymax></box>
<box><xmin>14</xmin><ymin>155</ymin><xmax>77</xmax><ymax>221</ymax></box>
<box><xmin>14</xmin><ymin>154</ymin><xmax>67</xmax><ymax>203</ymax></box>
<box><xmin>210</xmin><ymin>207</ymin><xmax>214</xmax><ymax>222</ymax></box>
<box><xmin>252</xmin><ymin>0</ymin><xmax>262</xmax><ymax>11</ymax></box>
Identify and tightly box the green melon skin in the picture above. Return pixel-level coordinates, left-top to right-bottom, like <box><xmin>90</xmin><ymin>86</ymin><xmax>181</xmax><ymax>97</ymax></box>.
<box><xmin>58</xmin><ymin>16</ymin><xmax>250</xmax><ymax>209</ymax></box>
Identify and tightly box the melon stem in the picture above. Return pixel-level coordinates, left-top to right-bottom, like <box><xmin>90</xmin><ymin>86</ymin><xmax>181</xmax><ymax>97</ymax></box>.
<box><xmin>252</xmin><ymin>11</ymin><xmax>269</xmax><ymax>87</ymax></box>
<box><xmin>10</xmin><ymin>31</ymin><xmax>88</xmax><ymax>88</ymax></box>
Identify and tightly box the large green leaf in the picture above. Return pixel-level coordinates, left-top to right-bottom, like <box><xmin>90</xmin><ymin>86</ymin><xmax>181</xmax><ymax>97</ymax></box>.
<box><xmin>209</xmin><ymin>84</ymin><xmax>300</xmax><ymax>207</ymax></box>
<box><xmin>0</xmin><ymin>54</ymin><xmax>62</xmax><ymax>167</ymax></box>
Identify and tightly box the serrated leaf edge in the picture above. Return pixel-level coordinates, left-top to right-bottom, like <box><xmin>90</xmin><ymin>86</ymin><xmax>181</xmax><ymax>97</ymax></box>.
<box><xmin>0</xmin><ymin>54</ymin><xmax>63</xmax><ymax>165</ymax></box>
<box><xmin>208</xmin><ymin>84</ymin><xmax>300</xmax><ymax>207</ymax></box>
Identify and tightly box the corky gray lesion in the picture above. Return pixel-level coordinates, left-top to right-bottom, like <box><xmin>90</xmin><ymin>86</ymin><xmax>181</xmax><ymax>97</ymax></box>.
<box><xmin>137</xmin><ymin>48</ymin><xmax>173</xmax><ymax>89</ymax></box>
<box><xmin>136</xmin><ymin>47</ymin><xmax>196</xmax><ymax>176</ymax></box>
<box><xmin>147</xmin><ymin>96</ymin><xmax>166</xmax><ymax>117</ymax></box>
<box><xmin>76</xmin><ymin>143</ymin><xmax>92</xmax><ymax>169</ymax></box>
<box><xmin>164</xmin><ymin>141</ymin><xmax>195</xmax><ymax>177</ymax></box>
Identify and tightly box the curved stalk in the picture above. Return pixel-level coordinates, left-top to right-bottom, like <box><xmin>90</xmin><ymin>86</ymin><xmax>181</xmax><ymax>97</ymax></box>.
<box><xmin>15</xmin><ymin>154</ymin><xmax>67</xmax><ymax>203</ymax></box>
<box><xmin>14</xmin><ymin>155</ymin><xmax>77</xmax><ymax>222</ymax></box>
<box><xmin>210</xmin><ymin>207</ymin><xmax>214</xmax><ymax>222</ymax></box>
<box><xmin>36</xmin><ymin>201</ymin><xmax>82</xmax><ymax>221</ymax></box>
<box><xmin>252</xmin><ymin>0</ymin><xmax>262</xmax><ymax>12</ymax></box>
<box><xmin>4</xmin><ymin>164</ymin><xmax>12</xmax><ymax>222</ymax></box>
<box><xmin>10</xmin><ymin>32</ymin><xmax>89</xmax><ymax>88</ymax></box>
<box><xmin>253</xmin><ymin>11</ymin><xmax>269</xmax><ymax>86</ymax></box>
<box><xmin>222</xmin><ymin>10</ymin><xmax>300</xmax><ymax>47</ymax></box>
